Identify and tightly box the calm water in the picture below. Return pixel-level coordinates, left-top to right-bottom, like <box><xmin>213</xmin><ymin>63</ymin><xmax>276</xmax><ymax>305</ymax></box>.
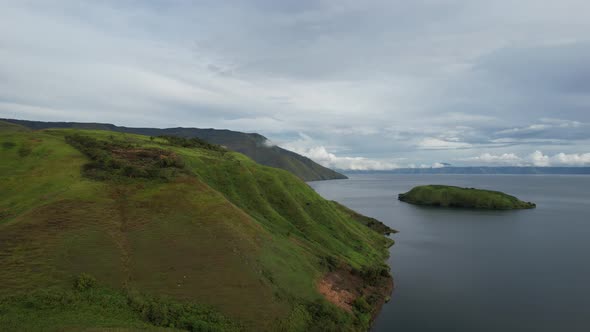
<box><xmin>309</xmin><ymin>174</ymin><xmax>590</xmax><ymax>332</ymax></box>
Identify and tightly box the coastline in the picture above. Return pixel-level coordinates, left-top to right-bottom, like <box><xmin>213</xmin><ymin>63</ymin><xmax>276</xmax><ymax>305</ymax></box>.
<box><xmin>369</xmin><ymin>273</ymin><xmax>394</xmax><ymax>329</ymax></box>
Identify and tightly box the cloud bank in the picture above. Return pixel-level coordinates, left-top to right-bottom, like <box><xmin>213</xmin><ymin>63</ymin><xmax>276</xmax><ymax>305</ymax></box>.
<box><xmin>461</xmin><ymin>151</ymin><xmax>590</xmax><ymax>167</ymax></box>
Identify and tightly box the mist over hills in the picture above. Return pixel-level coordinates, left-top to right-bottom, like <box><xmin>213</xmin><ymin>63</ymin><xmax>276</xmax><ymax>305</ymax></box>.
<box><xmin>1</xmin><ymin>118</ymin><xmax>347</xmax><ymax>182</ymax></box>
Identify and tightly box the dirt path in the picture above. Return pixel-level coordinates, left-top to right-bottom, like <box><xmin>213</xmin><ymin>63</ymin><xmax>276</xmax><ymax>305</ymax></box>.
<box><xmin>109</xmin><ymin>187</ymin><xmax>132</xmax><ymax>286</ymax></box>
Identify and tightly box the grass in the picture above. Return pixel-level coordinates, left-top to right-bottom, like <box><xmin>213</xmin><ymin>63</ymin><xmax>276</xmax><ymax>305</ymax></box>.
<box><xmin>398</xmin><ymin>185</ymin><xmax>536</xmax><ymax>210</ymax></box>
<box><xmin>0</xmin><ymin>279</ymin><xmax>240</xmax><ymax>331</ymax></box>
<box><xmin>0</xmin><ymin>121</ymin><xmax>393</xmax><ymax>331</ymax></box>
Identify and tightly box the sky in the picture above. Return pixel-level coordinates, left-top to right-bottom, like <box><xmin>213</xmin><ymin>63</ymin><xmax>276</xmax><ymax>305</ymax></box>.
<box><xmin>1</xmin><ymin>0</ymin><xmax>589</xmax><ymax>170</ymax></box>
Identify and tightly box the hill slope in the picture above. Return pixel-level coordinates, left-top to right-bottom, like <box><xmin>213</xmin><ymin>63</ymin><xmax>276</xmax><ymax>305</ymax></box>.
<box><xmin>0</xmin><ymin>121</ymin><xmax>392</xmax><ymax>331</ymax></box>
<box><xmin>1</xmin><ymin>118</ymin><xmax>347</xmax><ymax>181</ymax></box>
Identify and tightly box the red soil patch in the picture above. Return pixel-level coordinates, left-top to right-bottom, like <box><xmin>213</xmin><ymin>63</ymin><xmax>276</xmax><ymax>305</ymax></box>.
<box><xmin>317</xmin><ymin>271</ymin><xmax>360</xmax><ymax>312</ymax></box>
<box><xmin>317</xmin><ymin>268</ymin><xmax>394</xmax><ymax>323</ymax></box>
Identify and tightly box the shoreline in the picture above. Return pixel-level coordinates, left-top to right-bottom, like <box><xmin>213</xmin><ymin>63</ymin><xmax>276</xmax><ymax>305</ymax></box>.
<box><xmin>317</xmin><ymin>261</ymin><xmax>394</xmax><ymax>331</ymax></box>
<box><xmin>369</xmin><ymin>274</ymin><xmax>394</xmax><ymax>327</ymax></box>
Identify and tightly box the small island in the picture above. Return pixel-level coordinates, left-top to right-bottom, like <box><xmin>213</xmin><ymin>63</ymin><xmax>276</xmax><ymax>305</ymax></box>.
<box><xmin>398</xmin><ymin>185</ymin><xmax>536</xmax><ymax>210</ymax></box>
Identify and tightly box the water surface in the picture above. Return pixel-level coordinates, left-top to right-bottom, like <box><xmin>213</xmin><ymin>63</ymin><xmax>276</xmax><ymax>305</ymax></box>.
<box><xmin>309</xmin><ymin>174</ymin><xmax>590</xmax><ymax>332</ymax></box>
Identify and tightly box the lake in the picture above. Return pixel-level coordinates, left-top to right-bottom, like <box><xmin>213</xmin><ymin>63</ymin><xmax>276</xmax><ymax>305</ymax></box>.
<box><xmin>309</xmin><ymin>174</ymin><xmax>590</xmax><ymax>332</ymax></box>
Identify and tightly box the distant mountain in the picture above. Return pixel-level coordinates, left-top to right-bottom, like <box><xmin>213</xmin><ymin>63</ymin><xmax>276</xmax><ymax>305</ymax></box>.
<box><xmin>1</xmin><ymin>118</ymin><xmax>347</xmax><ymax>181</ymax></box>
<box><xmin>345</xmin><ymin>166</ymin><xmax>590</xmax><ymax>175</ymax></box>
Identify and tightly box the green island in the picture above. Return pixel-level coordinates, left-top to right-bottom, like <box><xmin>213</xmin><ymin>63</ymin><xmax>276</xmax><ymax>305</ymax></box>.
<box><xmin>398</xmin><ymin>185</ymin><xmax>536</xmax><ymax>210</ymax></box>
<box><xmin>0</xmin><ymin>120</ymin><xmax>395</xmax><ymax>331</ymax></box>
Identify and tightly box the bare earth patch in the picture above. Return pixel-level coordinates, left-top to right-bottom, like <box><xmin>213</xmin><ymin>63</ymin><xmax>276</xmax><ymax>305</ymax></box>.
<box><xmin>317</xmin><ymin>272</ymin><xmax>358</xmax><ymax>312</ymax></box>
<box><xmin>317</xmin><ymin>268</ymin><xmax>394</xmax><ymax>323</ymax></box>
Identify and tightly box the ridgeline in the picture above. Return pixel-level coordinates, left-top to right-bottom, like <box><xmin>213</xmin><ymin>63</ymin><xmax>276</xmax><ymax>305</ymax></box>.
<box><xmin>1</xmin><ymin>118</ymin><xmax>347</xmax><ymax>182</ymax></box>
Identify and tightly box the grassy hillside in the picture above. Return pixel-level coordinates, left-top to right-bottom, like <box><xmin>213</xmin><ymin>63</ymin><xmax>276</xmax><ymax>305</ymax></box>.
<box><xmin>1</xmin><ymin>118</ymin><xmax>347</xmax><ymax>181</ymax></box>
<box><xmin>0</xmin><ymin>121</ymin><xmax>393</xmax><ymax>331</ymax></box>
<box><xmin>398</xmin><ymin>185</ymin><xmax>536</xmax><ymax>209</ymax></box>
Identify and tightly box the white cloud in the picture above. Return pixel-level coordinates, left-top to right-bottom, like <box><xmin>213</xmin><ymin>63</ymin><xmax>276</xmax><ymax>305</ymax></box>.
<box><xmin>280</xmin><ymin>134</ymin><xmax>457</xmax><ymax>170</ymax></box>
<box><xmin>417</xmin><ymin>138</ymin><xmax>472</xmax><ymax>150</ymax></box>
<box><xmin>431</xmin><ymin>162</ymin><xmax>446</xmax><ymax>168</ymax></box>
<box><xmin>415</xmin><ymin>163</ymin><xmax>447</xmax><ymax>169</ymax></box>
<box><xmin>495</xmin><ymin>119</ymin><xmax>587</xmax><ymax>136</ymax></box>
<box><xmin>495</xmin><ymin>124</ymin><xmax>549</xmax><ymax>135</ymax></box>
<box><xmin>528</xmin><ymin>150</ymin><xmax>550</xmax><ymax>166</ymax></box>
<box><xmin>536</xmin><ymin>151</ymin><xmax>590</xmax><ymax>166</ymax></box>
<box><xmin>461</xmin><ymin>152</ymin><xmax>523</xmax><ymax>165</ymax></box>
<box><xmin>290</xmin><ymin>146</ymin><xmax>399</xmax><ymax>170</ymax></box>
<box><xmin>539</xmin><ymin>118</ymin><xmax>582</xmax><ymax>128</ymax></box>
<box><xmin>460</xmin><ymin>151</ymin><xmax>590</xmax><ymax>166</ymax></box>
<box><xmin>281</xmin><ymin>134</ymin><xmax>400</xmax><ymax>170</ymax></box>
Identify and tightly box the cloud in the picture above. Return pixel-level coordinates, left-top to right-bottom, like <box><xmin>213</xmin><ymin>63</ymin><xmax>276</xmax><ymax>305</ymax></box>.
<box><xmin>461</xmin><ymin>153</ymin><xmax>523</xmax><ymax>165</ymax></box>
<box><xmin>1</xmin><ymin>1</ymin><xmax>590</xmax><ymax>167</ymax></box>
<box><xmin>417</xmin><ymin>138</ymin><xmax>473</xmax><ymax>150</ymax></box>
<box><xmin>281</xmin><ymin>134</ymin><xmax>457</xmax><ymax>170</ymax></box>
<box><xmin>496</xmin><ymin>125</ymin><xmax>550</xmax><ymax>135</ymax></box>
<box><xmin>281</xmin><ymin>134</ymin><xmax>400</xmax><ymax>170</ymax></box>
<box><xmin>528</xmin><ymin>151</ymin><xmax>551</xmax><ymax>167</ymax></box>
<box><xmin>460</xmin><ymin>151</ymin><xmax>590</xmax><ymax>166</ymax></box>
<box><xmin>539</xmin><ymin>118</ymin><xmax>582</xmax><ymax>127</ymax></box>
<box><xmin>546</xmin><ymin>152</ymin><xmax>590</xmax><ymax>166</ymax></box>
<box><xmin>288</xmin><ymin>145</ymin><xmax>400</xmax><ymax>170</ymax></box>
<box><xmin>494</xmin><ymin>119</ymin><xmax>588</xmax><ymax>140</ymax></box>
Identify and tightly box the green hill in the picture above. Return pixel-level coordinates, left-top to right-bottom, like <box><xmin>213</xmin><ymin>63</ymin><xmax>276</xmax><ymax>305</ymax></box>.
<box><xmin>0</xmin><ymin>121</ymin><xmax>392</xmax><ymax>331</ymax></box>
<box><xmin>1</xmin><ymin>119</ymin><xmax>347</xmax><ymax>182</ymax></box>
<box><xmin>398</xmin><ymin>185</ymin><xmax>536</xmax><ymax>210</ymax></box>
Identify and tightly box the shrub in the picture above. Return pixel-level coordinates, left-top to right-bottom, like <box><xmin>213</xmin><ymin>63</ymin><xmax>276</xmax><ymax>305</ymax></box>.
<box><xmin>0</xmin><ymin>286</ymin><xmax>240</xmax><ymax>331</ymax></box>
<box><xmin>74</xmin><ymin>273</ymin><xmax>97</xmax><ymax>291</ymax></box>
<box><xmin>158</xmin><ymin>135</ymin><xmax>226</xmax><ymax>152</ymax></box>
<box><xmin>65</xmin><ymin>134</ymin><xmax>186</xmax><ymax>181</ymax></box>
<box><xmin>358</xmin><ymin>265</ymin><xmax>389</xmax><ymax>285</ymax></box>
<box><xmin>304</xmin><ymin>300</ymin><xmax>352</xmax><ymax>332</ymax></box>
<box><xmin>2</xmin><ymin>141</ymin><xmax>16</xmax><ymax>149</ymax></box>
<box><xmin>352</xmin><ymin>297</ymin><xmax>371</xmax><ymax>314</ymax></box>
<box><xmin>126</xmin><ymin>292</ymin><xmax>238</xmax><ymax>331</ymax></box>
<box><xmin>319</xmin><ymin>256</ymin><xmax>340</xmax><ymax>272</ymax></box>
<box><xmin>18</xmin><ymin>143</ymin><xmax>32</xmax><ymax>157</ymax></box>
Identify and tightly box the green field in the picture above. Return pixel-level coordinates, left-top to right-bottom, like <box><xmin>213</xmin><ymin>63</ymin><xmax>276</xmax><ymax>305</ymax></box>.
<box><xmin>0</xmin><ymin>121</ymin><xmax>393</xmax><ymax>331</ymax></box>
<box><xmin>398</xmin><ymin>185</ymin><xmax>536</xmax><ymax>210</ymax></box>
